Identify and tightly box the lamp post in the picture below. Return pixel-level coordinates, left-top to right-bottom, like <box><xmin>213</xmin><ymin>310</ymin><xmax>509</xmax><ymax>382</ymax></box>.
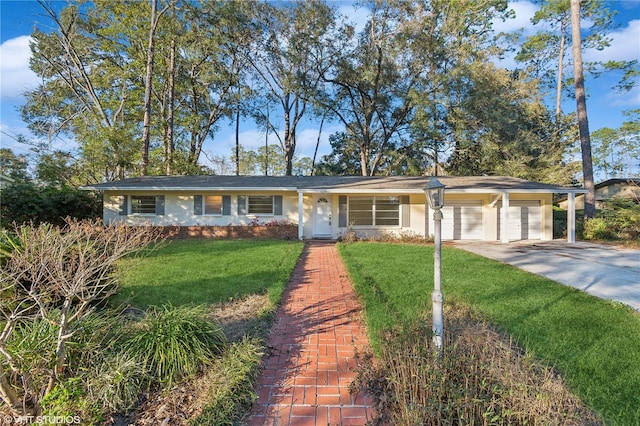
<box><xmin>424</xmin><ymin>177</ymin><xmax>445</xmax><ymax>354</ymax></box>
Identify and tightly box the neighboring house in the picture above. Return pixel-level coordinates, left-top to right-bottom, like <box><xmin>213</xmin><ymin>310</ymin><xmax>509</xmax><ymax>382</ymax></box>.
<box><xmin>0</xmin><ymin>174</ymin><xmax>14</xmax><ymax>190</ymax></box>
<box><xmin>81</xmin><ymin>175</ymin><xmax>586</xmax><ymax>243</ymax></box>
<box><xmin>557</xmin><ymin>178</ymin><xmax>640</xmax><ymax>210</ymax></box>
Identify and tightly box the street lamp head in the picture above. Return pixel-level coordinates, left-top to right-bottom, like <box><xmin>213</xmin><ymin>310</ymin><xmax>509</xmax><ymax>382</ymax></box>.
<box><xmin>424</xmin><ymin>176</ymin><xmax>446</xmax><ymax>209</ymax></box>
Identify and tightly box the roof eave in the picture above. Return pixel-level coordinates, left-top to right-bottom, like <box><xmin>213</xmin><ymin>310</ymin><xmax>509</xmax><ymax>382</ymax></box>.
<box><xmin>80</xmin><ymin>186</ymin><xmax>299</xmax><ymax>192</ymax></box>
<box><xmin>81</xmin><ymin>185</ymin><xmax>588</xmax><ymax>194</ymax></box>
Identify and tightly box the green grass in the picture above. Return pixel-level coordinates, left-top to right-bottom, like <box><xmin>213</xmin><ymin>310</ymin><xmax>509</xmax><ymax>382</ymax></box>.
<box><xmin>116</xmin><ymin>239</ymin><xmax>304</xmax><ymax>308</ymax></box>
<box><xmin>339</xmin><ymin>242</ymin><xmax>640</xmax><ymax>426</ymax></box>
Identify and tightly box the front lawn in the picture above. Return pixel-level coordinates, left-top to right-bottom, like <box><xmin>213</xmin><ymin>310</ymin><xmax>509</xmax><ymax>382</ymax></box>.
<box><xmin>116</xmin><ymin>239</ymin><xmax>303</xmax><ymax>308</ymax></box>
<box><xmin>339</xmin><ymin>242</ymin><xmax>640</xmax><ymax>426</ymax></box>
<box><xmin>113</xmin><ymin>239</ymin><xmax>304</xmax><ymax>424</ymax></box>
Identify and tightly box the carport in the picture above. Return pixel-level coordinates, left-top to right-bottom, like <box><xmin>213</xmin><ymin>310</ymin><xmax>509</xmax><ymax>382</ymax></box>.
<box><xmin>427</xmin><ymin>180</ymin><xmax>587</xmax><ymax>244</ymax></box>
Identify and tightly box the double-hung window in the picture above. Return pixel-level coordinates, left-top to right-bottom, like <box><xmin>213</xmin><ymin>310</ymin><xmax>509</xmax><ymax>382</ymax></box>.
<box><xmin>204</xmin><ymin>195</ymin><xmax>222</xmax><ymax>215</ymax></box>
<box><xmin>348</xmin><ymin>196</ymin><xmax>400</xmax><ymax>226</ymax></box>
<box><xmin>194</xmin><ymin>195</ymin><xmax>230</xmax><ymax>216</ymax></box>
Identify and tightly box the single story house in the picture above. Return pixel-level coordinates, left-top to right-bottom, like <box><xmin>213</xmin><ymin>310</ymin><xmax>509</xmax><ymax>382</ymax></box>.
<box><xmin>557</xmin><ymin>178</ymin><xmax>640</xmax><ymax>210</ymax></box>
<box><xmin>81</xmin><ymin>175</ymin><xmax>587</xmax><ymax>243</ymax></box>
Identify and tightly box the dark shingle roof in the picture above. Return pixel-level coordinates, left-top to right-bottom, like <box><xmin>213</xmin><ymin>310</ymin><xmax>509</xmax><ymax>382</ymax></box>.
<box><xmin>81</xmin><ymin>175</ymin><xmax>586</xmax><ymax>194</ymax></box>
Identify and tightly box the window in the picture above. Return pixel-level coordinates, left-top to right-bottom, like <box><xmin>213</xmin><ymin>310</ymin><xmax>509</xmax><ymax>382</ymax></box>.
<box><xmin>349</xmin><ymin>197</ymin><xmax>373</xmax><ymax>225</ymax></box>
<box><xmin>375</xmin><ymin>196</ymin><xmax>400</xmax><ymax>226</ymax></box>
<box><xmin>194</xmin><ymin>195</ymin><xmax>230</xmax><ymax>215</ymax></box>
<box><xmin>348</xmin><ymin>196</ymin><xmax>399</xmax><ymax>226</ymax></box>
<box><xmin>238</xmin><ymin>195</ymin><xmax>283</xmax><ymax>216</ymax></box>
<box><xmin>204</xmin><ymin>195</ymin><xmax>222</xmax><ymax>215</ymax></box>
<box><xmin>131</xmin><ymin>195</ymin><xmax>157</xmax><ymax>214</ymax></box>
<box><xmin>248</xmin><ymin>196</ymin><xmax>274</xmax><ymax>214</ymax></box>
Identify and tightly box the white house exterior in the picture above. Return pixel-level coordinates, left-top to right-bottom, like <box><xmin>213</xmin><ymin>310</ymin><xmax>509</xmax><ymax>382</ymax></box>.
<box><xmin>82</xmin><ymin>175</ymin><xmax>587</xmax><ymax>243</ymax></box>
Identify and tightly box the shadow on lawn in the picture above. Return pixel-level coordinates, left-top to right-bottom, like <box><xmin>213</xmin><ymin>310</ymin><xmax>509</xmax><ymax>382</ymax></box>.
<box><xmin>140</xmin><ymin>238</ymin><xmax>296</xmax><ymax>259</ymax></box>
<box><xmin>117</xmin><ymin>270</ymin><xmax>286</xmax><ymax>308</ymax></box>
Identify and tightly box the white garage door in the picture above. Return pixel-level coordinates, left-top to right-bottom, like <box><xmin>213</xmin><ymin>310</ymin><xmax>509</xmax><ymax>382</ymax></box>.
<box><xmin>498</xmin><ymin>200</ymin><xmax>542</xmax><ymax>240</ymax></box>
<box><xmin>441</xmin><ymin>201</ymin><xmax>483</xmax><ymax>240</ymax></box>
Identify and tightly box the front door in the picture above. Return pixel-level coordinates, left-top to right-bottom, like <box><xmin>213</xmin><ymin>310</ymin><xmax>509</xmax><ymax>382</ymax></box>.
<box><xmin>313</xmin><ymin>196</ymin><xmax>332</xmax><ymax>237</ymax></box>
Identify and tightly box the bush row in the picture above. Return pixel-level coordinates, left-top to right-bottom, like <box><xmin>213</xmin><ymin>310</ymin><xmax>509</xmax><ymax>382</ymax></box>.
<box><xmin>0</xmin><ymin>182</ymin><xmax>100</xmax><ymax>227</ymax></box>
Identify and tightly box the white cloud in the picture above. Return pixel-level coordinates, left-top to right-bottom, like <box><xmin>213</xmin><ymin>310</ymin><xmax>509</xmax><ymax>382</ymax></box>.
<box><xmin>0</xmin><ymin>35</ymin><xmax>40</xmax><ymax>99</ymax></box>
<box><xmin>336</xmin><ymin>3</ymin><xmax>369</xmax><ymax>35</ymax></box>
<box><xmin>584</xmin><ymin>19</ymin><xmax>640</xmax><ymax>63</ymax></box>
<box><xmin>607</xmin><ymin>83</ymin><xmax>640</xmax><ymax>108</ymax></box>
<box><xmin>493</xmin><ymin>1</ymin><xmax>539</xmax><ymax>34</ymax></box>
<box><xmin>295</xmin><ymin>124</ymin><xmax>342</xmax><ymax>156</ymax></box>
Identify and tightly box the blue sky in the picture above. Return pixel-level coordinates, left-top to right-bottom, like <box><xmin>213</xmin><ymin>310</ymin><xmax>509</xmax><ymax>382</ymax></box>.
<box><xmin>1</xmin><ymin>0</ymin><xmax>639</xmax><ymax>172</ymax></box>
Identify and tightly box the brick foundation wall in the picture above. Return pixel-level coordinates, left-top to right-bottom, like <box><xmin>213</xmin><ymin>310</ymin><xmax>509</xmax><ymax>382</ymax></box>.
<box><xmin>160</xmin><ymin>225</ymin><xmax>299</xmax><ymax>240</ymax></box>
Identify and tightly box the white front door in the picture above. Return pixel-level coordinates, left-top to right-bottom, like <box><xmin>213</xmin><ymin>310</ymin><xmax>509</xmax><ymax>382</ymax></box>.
<box><xmin>313</xmin><ymin>196</ymin><xmax>332</xmax><ymax>237</ymax></box>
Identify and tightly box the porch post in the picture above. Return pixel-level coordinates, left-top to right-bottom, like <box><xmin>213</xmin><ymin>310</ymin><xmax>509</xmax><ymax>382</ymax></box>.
<box><xmin>298</xmin><ymin>191</ymin><xmax>304</xmax><ymax>240</ymax></box>
<box><xmin>501</xmin><ymin>193</ymin><xmax>510</xmax><ymax>243</ymax></box>
<box><xmin>567</xmin><ymin>192</ymin><xmax>576</xmax><ymax>244</ymax></box>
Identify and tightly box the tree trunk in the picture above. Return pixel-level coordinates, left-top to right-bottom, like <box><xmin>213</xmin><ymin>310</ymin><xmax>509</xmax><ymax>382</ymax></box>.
<box><xmin>166</xmin><ymin>38</ymin><xmax>176</xmax><ymax>175</ymax></box>
<box><xmin>141</xmin><ymin>0</ymin><xmax>170</xmax><ymax>175</ymax></box>
<box><xmin>140</xmin><ymin>0</ymin><xmax>158</xmax><ymax>176</ymax></box>
<box><xmin>235</xmin><ymin>104</ymin><xmax>240</xmax><ymax>176</ymax></box>
<box><xmin>570</xmin><ymin>0</ymin><xmax>596</xmax><ymax>219</ymax></box>
<box><xmin>283</xmin><ymin>101</ymin><xmax>293</xmax><ymax>176</ymax></box>
<box><xmin>0</xmin><ymin>357</ymin><xmax>21</xmax><ymax>411</ymax></box>
<box><xmin>555</xmin><ymin>19</ymin><xmax>566</xmax><ymax>122</ymax></box>
<box><xmin>311</xmin><ymin>113</ymin><xmax>325</xmax><ymax>176</ymax></box>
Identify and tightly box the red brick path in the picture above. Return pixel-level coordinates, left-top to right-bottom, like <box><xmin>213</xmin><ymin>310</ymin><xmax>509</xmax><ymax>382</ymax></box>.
<box><xmin>248</xmin><ymin>241</ymin><xmax>374</xmax><ymax>426</ymax></box>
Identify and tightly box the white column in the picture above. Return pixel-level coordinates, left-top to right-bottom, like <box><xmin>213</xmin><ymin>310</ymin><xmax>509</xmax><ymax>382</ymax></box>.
<box><xmin>298</xmin><ymin>192</ymin><xmax>304</xmax><ymax>240</ymax></box>
<box><xmin>567</xmin><ymin>192</ymin><xmax>576</xmax><ymax>244</ymax></box>
<box><xmin>501</xmin><ymin>193</ymin><xmax>510</xmax><ymax>243</ymax></box>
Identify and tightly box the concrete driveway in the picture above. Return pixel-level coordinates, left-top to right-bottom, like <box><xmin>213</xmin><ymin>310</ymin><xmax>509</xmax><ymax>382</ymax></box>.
<box><xmin>453</xmin><ymin>240</ymin><xmax>640</xmax><ymax>311</ymax></box>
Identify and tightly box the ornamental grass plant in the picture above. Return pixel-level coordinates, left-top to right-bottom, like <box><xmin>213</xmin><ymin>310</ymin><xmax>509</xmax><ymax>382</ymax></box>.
<box><xmin>350</xmin><ymin>304</ymin><xmax>601</xmax><ymax>425</ymax></box>
<box><xmin>122</xmin><ymin>304</ymin><xmax>226</xmax><ymax>387</ymax></box>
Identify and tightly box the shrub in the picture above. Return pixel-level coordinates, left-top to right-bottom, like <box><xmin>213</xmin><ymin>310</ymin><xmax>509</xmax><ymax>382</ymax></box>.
<box><xmin>87</xmin><ymin>352</ymin><xmax>148</xmax><ymax>413</ymax></box>
<box><xmin>123</xmin><ymin>304</ymin><xmax>226</xmax><ymax>387</ymax></box>
<box><xmin>583</xmin><ymin>218</ymin><xmax>617</xmax><ymax>240</ymax></box>
<box><xmin>582</xmin><ymin>198</ymin><xmax>640</xmax><ymax>241</ymax></box>
<box><xmin>553</xmin><ymin>207</ymin><xmax>567</xmax><ymax>238</ymax></box>
<box><xmin>607</xmin><ymin>198</ymin><xmax>640</xmax><ymax>239</ymax></box>
<box><xmin>1</xmin><ymin>317</ymin><xmax>58</xmax><ymax>410</ymax></box>
<box><xmin>0</xmin><ymin>219</ymin><xmax>160</xmax><ymax>416</ymax></box>
<box><xmin>0</xmin><ymin>182</ymin><xmax>100</xmax><ymax>227</ymax></box>
<box><xmin>338</xmin><ymin>225</ymin><xmax>431</xmax><ymax>244</ymax></box>
<box><xmin>40</xmin><ymin>377</ymin><xmax>102</xmax><ymax>424</ymax></box>
<box><xmin>351</xmin><ymin>305</ymin><xmax>602</xmax><ymax>425</ymax></box>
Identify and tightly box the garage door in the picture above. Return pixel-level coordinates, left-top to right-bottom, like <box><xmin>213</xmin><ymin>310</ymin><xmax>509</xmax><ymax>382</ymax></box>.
<box><xmin>498</xmin><ymin>200</ymin><xmax>542</xmax><ymax>240</ymax></box>
<box><xmin>441</xmin><ymin>201</ymin><xmax>483</xmax><ymax>240</ymax></box>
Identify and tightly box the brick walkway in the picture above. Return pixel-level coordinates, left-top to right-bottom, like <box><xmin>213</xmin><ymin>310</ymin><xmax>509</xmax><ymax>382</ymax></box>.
<box><xmin>248</xmin><ymin>241</ymin><xmax>374</xmax><ymax>426</ymax></box>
